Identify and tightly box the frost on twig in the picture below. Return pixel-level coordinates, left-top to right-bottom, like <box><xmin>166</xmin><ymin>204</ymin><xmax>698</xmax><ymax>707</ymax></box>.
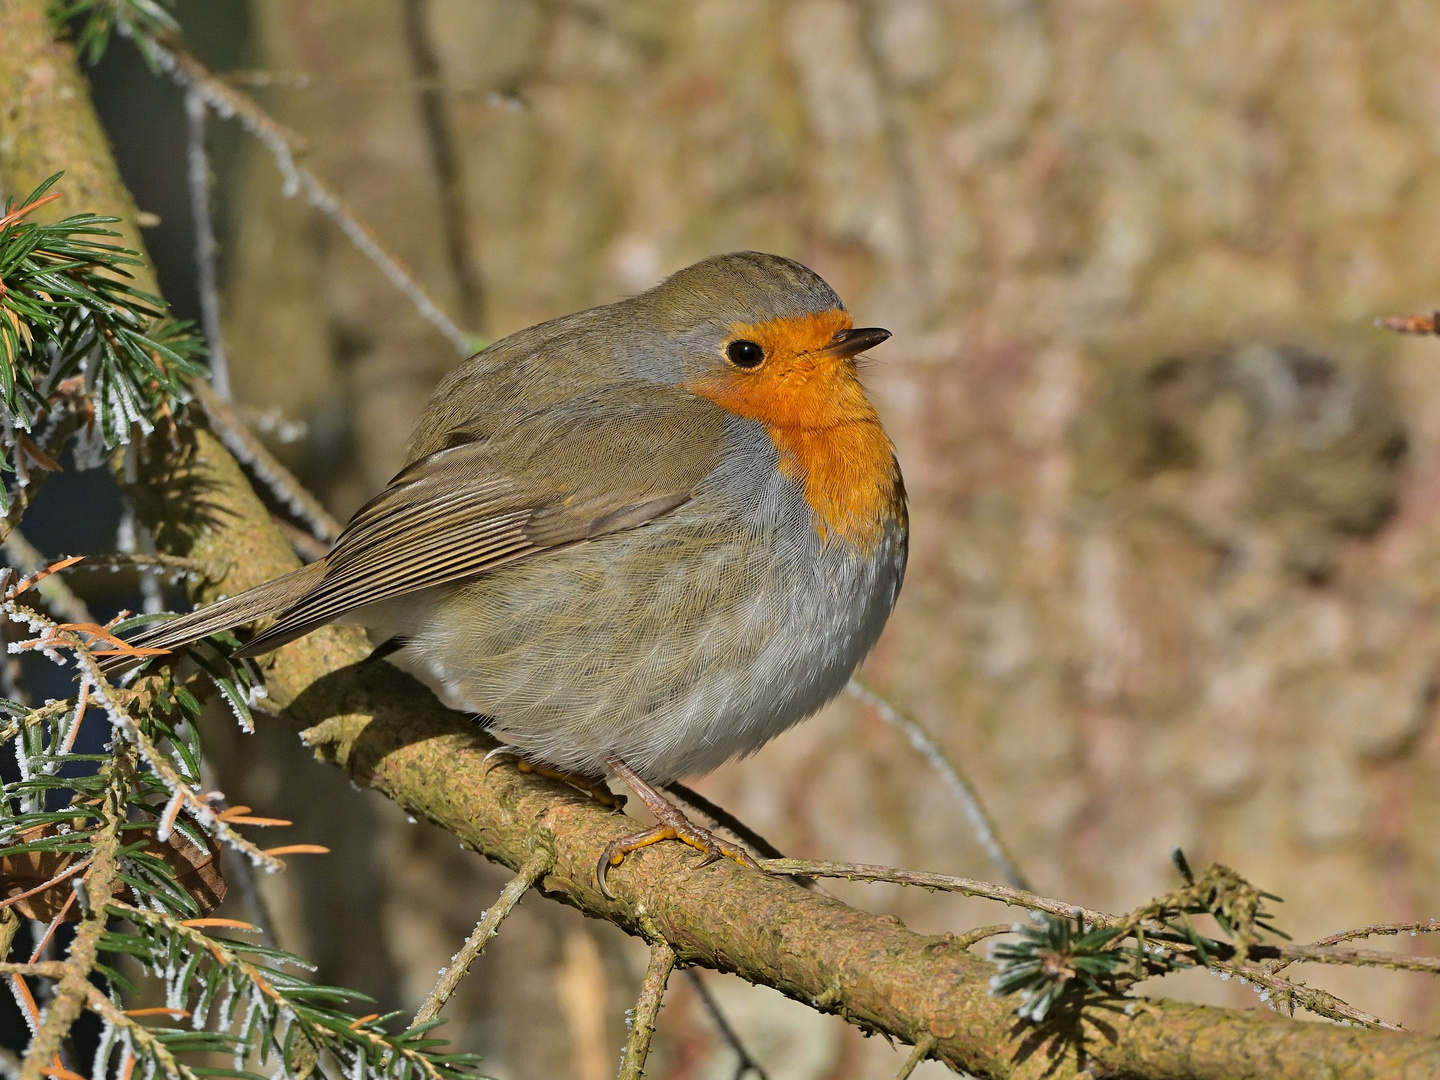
<box><xmin>616</xmin><ymin>940</ymin><xmax>676</xmax><ymax>1080</ymax></box>
<box><xmin>0</xmin><ymin>557</ymin><xmax>481</xmax><ymax>1078</ymax></box>
<box><xmin>411</xmin><ymin>848</ymin><xmax>553</xmax><ymax>1027</ymax></box>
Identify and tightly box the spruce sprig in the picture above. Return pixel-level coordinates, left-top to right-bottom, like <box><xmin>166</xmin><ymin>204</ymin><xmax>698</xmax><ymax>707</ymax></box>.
<box><xmin>0</xmin><ymin>174</ymin><xmax>205</xmax><ymax>509</ymax></box>
<box><xmin>1</xmin><ymin>565</ymin><xmax>486</xmax><ymax>1080</ymax></box>
<box><xmin>49</xmin><ymin>0</ymin><xmax>181</xmax><ymax>65</ymax></box>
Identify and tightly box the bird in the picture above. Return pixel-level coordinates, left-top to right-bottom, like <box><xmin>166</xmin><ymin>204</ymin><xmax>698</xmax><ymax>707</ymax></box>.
<box><xmin>115</xmin><ymin>251</ymin><xmax>907</xmax><ymax>894</ymax></box>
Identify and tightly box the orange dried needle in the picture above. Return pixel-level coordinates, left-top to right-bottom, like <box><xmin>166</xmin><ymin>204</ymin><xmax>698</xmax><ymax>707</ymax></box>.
<box><xmin>28</xmin><ymin>890</ymin><xmax>78</xmax><ymax>962</ymax></box>
<box><xmin>1378</xmin><ymin>311</ymin><xmax>1440</xmax><ymax>335</ymax></box>
<box><xmin>0</xmin><ymin>191</ymin><xmax>62</xmax><ymax>234</ymax></box>
<box><xmin>181</xmin><ymin>918</ymin><xmax>260</xmax><ymax>932</ymax></box>
<box><xmin>0</xmin><ymin>856</ymin><xmax>92</xmax><ymax>911</ymax></box>
<box><xmin>10</xmin><ymin>556</ymin><xmax>84</xmax><ymax>597</ymax></box>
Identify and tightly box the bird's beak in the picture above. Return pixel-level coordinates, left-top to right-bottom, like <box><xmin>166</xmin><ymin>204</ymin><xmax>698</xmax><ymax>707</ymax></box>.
<box><xmin>815</xmin><ymin>326</ymin><xmax>892</xmax><ymax>360</ymax></box>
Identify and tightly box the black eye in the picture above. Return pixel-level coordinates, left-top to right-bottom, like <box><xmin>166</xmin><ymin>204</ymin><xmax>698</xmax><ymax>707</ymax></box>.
<box><xmin>726</xmin><ymin>339</ymin><xmax>764</xmax><ymax>369</ymax></box>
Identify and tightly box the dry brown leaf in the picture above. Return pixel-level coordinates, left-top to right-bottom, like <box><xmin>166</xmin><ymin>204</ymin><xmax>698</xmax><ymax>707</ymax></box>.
<box><xmin>1</xmin><ymin>820</ymin><xmax>226</xmax><ymax>920</ymax></box>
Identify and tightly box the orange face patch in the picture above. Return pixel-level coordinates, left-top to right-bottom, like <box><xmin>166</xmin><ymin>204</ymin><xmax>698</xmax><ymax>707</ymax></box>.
<box><xmin>686</xmin><ymin>309</ymin><xmax>904</xmax><ymax>549</ymax></box>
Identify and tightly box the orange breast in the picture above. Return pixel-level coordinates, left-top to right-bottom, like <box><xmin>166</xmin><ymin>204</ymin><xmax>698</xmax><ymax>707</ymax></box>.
<box><xmin>687</xmin><ymin>311</ymin><xmax>905</xmax><ymax>550</ymax></box>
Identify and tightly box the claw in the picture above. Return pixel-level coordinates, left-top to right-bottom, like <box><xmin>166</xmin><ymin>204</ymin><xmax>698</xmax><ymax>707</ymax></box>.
<box><xmin>592</xmin><ymin>755</ymin><xmax>764</xmax><ymax>897</ymax></box>
<box><xmin>481</xmin><ymin>745</ymin><xmax>518</xmax><ymax>772</ymax></box>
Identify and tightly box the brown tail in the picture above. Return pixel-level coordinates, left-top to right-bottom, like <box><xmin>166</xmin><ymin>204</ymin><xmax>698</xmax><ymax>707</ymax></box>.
<box><xmin>102</xmin><ymin>561</ymin><xmax>326</xmax><ymax>673</ymax></box>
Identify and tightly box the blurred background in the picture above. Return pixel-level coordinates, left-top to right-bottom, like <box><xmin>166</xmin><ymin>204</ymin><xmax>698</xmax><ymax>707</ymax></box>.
<box><xmin>21</xmin><ymin>0</ymin><xmax>1440</xmax><ymax>1076</ymax></box>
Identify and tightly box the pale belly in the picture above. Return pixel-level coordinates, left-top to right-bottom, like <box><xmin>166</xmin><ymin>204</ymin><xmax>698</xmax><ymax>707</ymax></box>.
<box><xmin>359</xmin><ymin>491</ymin><xmax>906</xmax><ymax>783</ymax></box>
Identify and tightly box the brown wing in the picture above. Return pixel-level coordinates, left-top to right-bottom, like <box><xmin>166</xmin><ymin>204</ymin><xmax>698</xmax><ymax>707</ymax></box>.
<box><xmin>235</xmin><ymin>382</ymin><xmax>727</xmax><ymax>656</ymax></box>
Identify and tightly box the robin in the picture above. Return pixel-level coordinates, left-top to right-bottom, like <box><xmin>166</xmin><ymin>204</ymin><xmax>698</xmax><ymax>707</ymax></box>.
<box><xmin>119</xmin><ymin>251</ymin><xmax>907</xmax><ymax>894</ymax></box>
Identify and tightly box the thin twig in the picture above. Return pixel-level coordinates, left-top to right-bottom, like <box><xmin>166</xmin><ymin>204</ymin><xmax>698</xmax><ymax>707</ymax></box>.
<box><xmin>0</xmin><ymin>859</ymin><xmax>93</xmax><ymax>912</ymax></box>
<box><xmin>847</xmin><ymin>676</ymin><xmax>1030</xmax><ymax>890</ymax></box>
<box><xmin>0</xmin><ymin>963</ymin><xmax>67</xmax><ymax>979</ymax></box>
<box><xmin>184</xmin><ymin>86</ymin><xmax>229</xmax><ymax>399</ymax></box>
<box><xmin>683</xmin><ymin>971</ymin><xmax>769</xmax><ymax>1080</ymax></box>
<box><xmin>274</xmin><ymin>516</ymin><xmax>332</xmax><ymax>563</ymax></box>
<box><xmin>400</xmin><ymin>0</ymin><xmax>485</xmax><ymax>332</ymax></box>
<box><xmin>617</xmin><ymin>940</ymin><xmax>676</xmax><ymax>1080</ymax></box>
<box><xmin>193</xmin><ymin>381</ymin><xmax>342</xmax><ymax>544</ymax></box>
<box><xmin>1271</xmin><ymin>944</ymin><xmax>1440</xmax><ymax>975</ymax></box>
<box><xmin>953</xmin><ymin>924</ymin><xmax>1012</xmax><ymax>950</ymax></box>
<box><xmin>64</xmin><ymin>552</ymin><xmax>213</xmax><ymax>579</ymax></box>
<box><xmin>894</xmin><ymin>1034</ymin><xmax>934</xmax><ymax>1080</ymax></box>
<box><xmin>411</xmin><ymin>849</ymin><xmax>553</xmax><ymax>1027</ymax></box>
<box><xmin>1295</xmin><ymin>921</ymin><xmax>1440</xmax><ymax>951</ymax></box>
<box><xmin>664</xmin><ymin>783</ymin><xmax>785</xmax><ymax>859</ymax></box>
<box><xmin>1209</xmin><ymin>959</ymin><xmax>1400</xmax><ymax>1030</ymax></box>
<box><xmin>146</xmin><ymin>38</ymin><xmax>476</xmax><ymax>356</ymax></box>
<box><xmin>761</xmin><ymin>858</ymin><xmax>1102</xmax><ymax>924</ymax></box>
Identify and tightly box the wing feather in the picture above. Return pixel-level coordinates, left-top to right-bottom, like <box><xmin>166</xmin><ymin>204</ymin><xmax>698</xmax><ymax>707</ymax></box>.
<box><xmin>234</xmin><ymin>383</ymin><xmax>727</xmax><ymax>657</ymax></box>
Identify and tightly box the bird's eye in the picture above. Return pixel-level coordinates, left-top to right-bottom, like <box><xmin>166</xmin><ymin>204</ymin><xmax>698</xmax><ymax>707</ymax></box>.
<box><xmin>726</xmin><ymin>340</ymin><xmax>764</xmax><ymax>369</ymax></box>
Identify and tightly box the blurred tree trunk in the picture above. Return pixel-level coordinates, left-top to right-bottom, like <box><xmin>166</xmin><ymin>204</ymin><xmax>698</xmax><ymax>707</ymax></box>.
<box><xmin>216</xmin><ymin>1</ymin><xmax>1440</xmax><ymax>1076</ymax></box>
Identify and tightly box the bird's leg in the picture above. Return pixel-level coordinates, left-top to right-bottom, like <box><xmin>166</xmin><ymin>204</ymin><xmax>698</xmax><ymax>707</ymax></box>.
<box><xmin>483</xmin><ymin>745</ymin><xmax>626</xmax><ymax>809</ymax></box>
<box><xmin>596</xmin><ymin>754</ymin><xmax>761</xmax><ymax>898</ymax></box>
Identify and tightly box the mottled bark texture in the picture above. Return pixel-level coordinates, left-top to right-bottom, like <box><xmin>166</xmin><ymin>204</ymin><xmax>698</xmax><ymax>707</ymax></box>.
<box><xmin>7</xmin><ymin>2</ymin><xmax>1440</xmax><ymax>1078</ymax></box>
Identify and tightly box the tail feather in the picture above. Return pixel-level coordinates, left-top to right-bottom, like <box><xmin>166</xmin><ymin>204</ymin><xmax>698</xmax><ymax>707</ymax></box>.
<box><xmin>103</xmin><ymin>561</ymin><xmax>326</xmax><ymax>673</ymax></box>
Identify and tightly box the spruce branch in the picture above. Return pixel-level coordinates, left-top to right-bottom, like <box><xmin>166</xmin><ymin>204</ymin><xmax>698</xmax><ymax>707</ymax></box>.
<box><xmin>0</xmin><ymin>174</ymin><xmax>205</xmax><ymax>514</ymax></box>
<box><xmin>17</xmin><ymin>743</ymin><xmax>130</xmax><ymax>1080</ymax></box>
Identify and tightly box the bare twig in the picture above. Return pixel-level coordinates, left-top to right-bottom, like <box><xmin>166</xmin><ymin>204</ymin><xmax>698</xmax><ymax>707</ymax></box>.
<box><xmin>184</xmin><ymin>87</ymin><xmax>229</xmax><ymax>399</ymax></box>
<box><xmin>274</xmin><ymin>517</ymin><xmax>332</xmax><ymax>562</ymax></box>
<box><xmin>1291</xmin><ymin>921</ymin><xmax>1440</xmax><ymax>951</ymax></box>
<box><xmin>193</xmin><ymin>381</ymin><xmax>342</xmax><ymax>544</ymax></box>
<box><xmin>617</xmin><ymin>940</ymin><xmax>676</xmax><ymax>1080</ymax></box>
<box><xmin>1210</xmin><ymin>959</ymin><xmax>1401</xmax><ymax>1030</ymax></box>
<box><xmin>411</xmin><ymin>849</ymin><xmax>553</xmax><ymax>1027</ymax></box>
<box><xmin>683</xmin><ymin>971</ymin><xmax>769</xmax><ymax>1080</ymax></box>
<box><xmin>144</xmin><ymin>38</ymin><xmax>476</xmax><ymax>356</ymax></box>
<box><xmin>65</xmin><ymin>551</ymin><xmax>213</xmax><ymax>579</ymax></box>
<box><xmin>761</xmin><ymin>858</ymin><xmax>1099</xmax><ymax>923</ymax></box>
<box><xmin>954</xmin><ymin>924</ymin><xmax>1013</xmax><ymax>950</ymax></box>
<box><xmin>666</xmin><ymin>781</ymin><xmax>829</xmax><ymax>896</ymax></box>
<box><xmin>894</xmin><ymin>1034</ymin><xmax>935</xmax><ymax>1080</ymax></box>
<box><xmin>1272</xmin><ymin>943</ymin><xmax>1440</xmax><ymax>976</ymax></box>
<box><xmin>0</xmin><ymin>963</ymin><xmax>67</xmax><ymax>979</ymax></box>
<box><xmin>847</xmin><ymin>676</ymin><xmax>1030</xmax><ymax>890</ymax></box>
<box><xmin>400</xmin><ymin>0</ymin><xmax>485</xmax><ymax>332</ymax></box>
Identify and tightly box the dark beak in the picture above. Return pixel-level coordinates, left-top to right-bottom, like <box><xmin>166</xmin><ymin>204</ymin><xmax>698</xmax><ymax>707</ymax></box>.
<box><xmin>817</xmin><ymin>326</ymin><xmax>892</xmax><ymax>360</ymax></box>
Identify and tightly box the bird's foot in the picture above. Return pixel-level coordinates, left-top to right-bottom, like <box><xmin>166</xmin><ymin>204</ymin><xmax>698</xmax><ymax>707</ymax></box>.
<box><xmin>483</xmin><ymin>746</ymin><xmax>626</xmax><ymax>809</ymax></box>
<box><xmin>596</xmin><ymin>755</ymin><xmax>762</xmax><ymax>898</ymax></box>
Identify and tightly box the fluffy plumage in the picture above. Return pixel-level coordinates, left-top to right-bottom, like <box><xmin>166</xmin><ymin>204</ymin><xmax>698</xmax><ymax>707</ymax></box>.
<box><xmin>117</xmin><ymin>251</ymin><xmax>908</xmax><ymax>783</ymax></box>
